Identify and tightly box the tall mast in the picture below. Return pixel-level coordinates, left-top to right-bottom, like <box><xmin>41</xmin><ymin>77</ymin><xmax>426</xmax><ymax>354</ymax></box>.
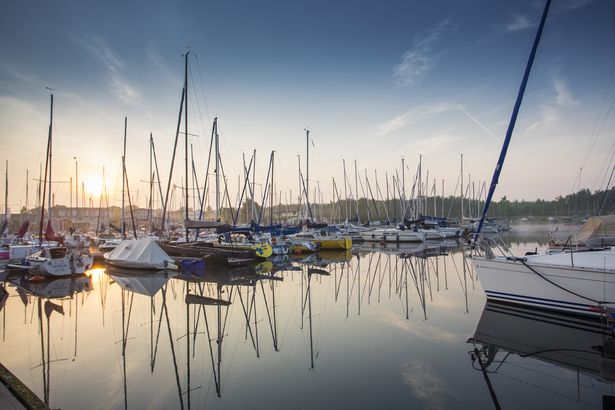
<box><xmin>474</xmin><ymin>0</ymin><xmax>552</xmax><ymax>239</ymax></box>
<box><xmin>75</xmin><ymin>158</ymin><xmax>78</xmax><ymax>213</ymax></box>
<box><xmin>460</xmin><ymin>153</ymin><xmax>464</xmax><ymax>223</ymax></box>
<box><xmin>252</xmin><ymin>149</ymin><xmax>256</xmax><ymax>221</ymax></box>
<box><xmin>354</xmin><ymin>159</ymin><xmax>359</xmax><ymax>223</ymax></box>
<box><xmin>305</xmin><ymin>129</ymin><xmax>309</xmax><ymax>221</ymax></box>
<box><xmin>401</xmin><ymin>157</ymin><xmax>405</xmax><ymax>215</ymax></box>
<box><xmin>25</xmin><ymin>169</ymin><xmax>29</xmax><ymax>216</ymax></box>
<box><xmin>270</xmin><ymin>151</ymin><xmax>274</xmax><ymax>225</ymax></box>
<box><xmin>4</xmin><ymin>160</ymin><xmax>7</xmax><ymax>221</ymax></box>
<box><xmin>184</xmin><ymin>51</ymin><xmax>190</xmax><ymax>242</ymax></box>
<box><xmin>47</xmin><ymin>97</ymin><xmax>53</xmax><ymax>225</ymax></box>
<box><xmin>38</xmin><ymin>92</ymin><xmax>53</xmax><ymax>245</ymax></box>
<box><xmin>149</xmin><ymin>133</ymin><xmax>154</xmax><ymax>233</ymax></box>
<box><xmin>343</xmin><ymin>159</ymin><xmax>348</xmax><ymax>221</ymax></box>
<box><xmin>122</xmin><ymin>116</ymin><xmax>127</xmax><ymax>238</ymax></box>
<box><xmin>214</xmin><ymin>118</ymin><xmax>220</xmax><ymax>220</ymax></box>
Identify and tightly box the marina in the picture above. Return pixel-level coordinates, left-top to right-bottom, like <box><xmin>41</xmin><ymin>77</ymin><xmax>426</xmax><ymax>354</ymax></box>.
<box><xmin>2</xmin><ymin>0</ymin><xmax>615</xmax><ymax>408</ymax></box>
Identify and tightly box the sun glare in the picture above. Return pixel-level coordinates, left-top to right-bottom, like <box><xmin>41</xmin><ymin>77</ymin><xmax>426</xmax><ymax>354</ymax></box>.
<box><xmin>83</xmin><ymin>174</ymin><xmax>104</xmax><ymax>198</ymax></box>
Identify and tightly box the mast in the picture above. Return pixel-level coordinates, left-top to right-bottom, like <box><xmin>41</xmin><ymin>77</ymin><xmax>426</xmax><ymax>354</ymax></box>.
<box><xmin>270</xmin><ymin>151</ymin><xmax>274</xmax><ymax>225</ymax></box>
<box><xmin>3</xmin><ymin>160</ymin><xmax>7</xmax><ymax>221</ymax></box>
<box><xmin>305</xmin><ymin>129</ymin><xmax>309</xmax><ymax>221</ymax></box>
<box><xmin>474</xmin><ymin>0</ymin><xmax>552</xmax><ymax>240</ymax></box>
<box><xmin>214</xmin><ymin>118</ymin><xmax>220</xmax><ymax>220</ymax></box>
<box><xmin>354</xmin><ymin>159</ymin><xmax>360</xmax><ymax>223</ymax></box>
<box><xmin>39</xmin><ymin>92</ymin><xmax>53</xmax><ymax>245</ymax></box>
<box><xmin>121</xmin><ymin>117</ymin><xmax>127</xmax><ymax>239</ymax></box>
<box><xmin>75</xmin><ymin>158</ymin><xmax>78</xmax><ymax>214</ymax></box>
<box><xmin>47</xmin><ymin>96</ymin><xmax>53</xmax><ymax>227</ymax></box>
<box><xmin>342</xmin><ymin>159</ymin><xmax>348</xmax><ymax>221</ymax></box>
<box><xmin>402</xmin><ymin>157</ymin><xmax>406</xmax><ymax>215</ymax></box>
<box><xmin>460</xmin><ymin>154</ymin><xmax>464</xmax><ymax>224</ymax></box>
<box><xmin>25</xmin><ymin>169</ymin><xmax>29</xmax><ymax>217</ymax></box>
<box><xmin>149</xmin><ymin>133</ymin><xmax>154</xmax><ymax>233</ymax></box>
<box><xmin>252</xmin><ymin>149</ymin><xmax>256</xmax><ymax>221</ymax></box>
<box><xmin>184</xmin><ymin>51</ymin><xmax>190</xmax><ymax>243</ymax></box>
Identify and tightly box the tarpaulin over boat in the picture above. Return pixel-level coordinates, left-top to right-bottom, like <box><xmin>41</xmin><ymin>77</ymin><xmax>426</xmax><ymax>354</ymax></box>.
<box><xmin>574</xmin><ymin>215</ymin><xmax>615</xmax><ymax>246</ymax></box>
<box><xmin>104</xmin><ymin>238</ymin><xmax>178</xmax><ymax>270</ymax></box>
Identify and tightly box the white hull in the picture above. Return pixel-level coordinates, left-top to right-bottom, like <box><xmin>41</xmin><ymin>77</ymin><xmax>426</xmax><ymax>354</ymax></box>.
<box><xmin>420</xmin><ymin>229</ymin><xmax>446</xmax><ymax>240</ymax></box>
<box><xmin>360</xmin><ymin>229</ymin><xmax>425</xmax><ymax>243</ymax></box>
<box><xmin>28</xmin><ymin>254</ymin><xmax>94</xmax><ymax>277</ymax></box>
<box><xmin>437</xmin><ymin>227</ymin><xmax>460</xmax><ymax>238</ymax></box>
<box><xmin>9</xmin><ymin>242</ymin><xmax>57</xmax><ymax>260</ymax></box>
<box><xmin>104</xmin><ymin>257</ymin><xmax>178</xmax><ymax>271</ymax></box>
<box><xmin>472</xmin><ymin>249</ymin><xmax>615</xmax><ymax>316</ymax></box>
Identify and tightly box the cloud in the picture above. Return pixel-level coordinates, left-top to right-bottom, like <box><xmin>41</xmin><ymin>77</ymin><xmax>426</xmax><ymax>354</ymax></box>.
<box><xmin>374</xmin><ymin>101</ymin><xmax>459</xmax><ymax>136</ymax></box>
<box><xmin>401</xmin><ymin>361</ymin><xmax>454</xmax><ymax>410</ymax></box>
<box><xmin>146</xmin><ymin>45</ymin><xmax>179</xmax><ymax>83</ymax></box>
<box><xmin>527</xmin><ymin>74</ymin><xmax>577</xmax><ymax>132</ymax></box>
<box><xmin>0</xmin><ymin>64</ymin><xmax>37</xmax><ymax>83</ymax></box>
<box><xmin>506</xmin><ymin>0</ymin><xmax>596</xmax><ymax>32</ymax></box>
<box><xmin>72</xmin><ymin>35</ymin><xmax>140</xmax><ymax>105</ymax></box>
<box><xmin>553</xmin><ymin>76</ymin><xmax>577</xmax><ymax>106</ymax></box>
<box><xmin>393</xmin><ymin>18</ymin><xmax>451</xmax><ymax>87</ymax></box>
<box><xmin>506</xmin><ymin>14</ymin><xmax>534</xmax><ymax>32</ymax></box>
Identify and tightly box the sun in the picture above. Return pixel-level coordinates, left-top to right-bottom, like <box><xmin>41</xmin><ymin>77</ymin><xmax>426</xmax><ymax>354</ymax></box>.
<box><xmin>83</xmin><ymin>174</ymin><xmax>104</xmax><ymax>198</ymax></box>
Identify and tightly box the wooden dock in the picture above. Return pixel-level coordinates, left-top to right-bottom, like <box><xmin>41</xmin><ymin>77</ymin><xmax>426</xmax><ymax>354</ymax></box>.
<box><xmin>0</xmin><ymin>363</ymin><xmax>48</xmax><ymax>410</ymax></box>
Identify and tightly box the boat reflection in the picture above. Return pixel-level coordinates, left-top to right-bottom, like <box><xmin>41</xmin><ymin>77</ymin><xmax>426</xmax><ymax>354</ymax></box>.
<box><xmin>106</xmin><ymin>266</ymin><xmax>177</xmax><ymax>297</ymax></box>
<box><xmin>5</xmin><ymin>274</ymin><xmax>92</xmax><ymax>406</ymax></box>
<box><xmin>468</xmin><ymin>301</ymin><xmax>615</xmax><ymax>408</ymax></box>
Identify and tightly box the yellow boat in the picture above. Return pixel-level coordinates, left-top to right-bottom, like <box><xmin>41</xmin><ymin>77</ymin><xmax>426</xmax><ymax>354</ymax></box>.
<box><xmin>292</xmin><ymin>231</ymin><xmax>352</xmax><ymax>250</ymax></box>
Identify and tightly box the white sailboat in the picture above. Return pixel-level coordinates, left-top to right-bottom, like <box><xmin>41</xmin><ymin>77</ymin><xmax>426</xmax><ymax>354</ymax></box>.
<box><xmin>26</xmin><ymin>247</ymin><xmax>94</xmax><ymax>277</ymax></box>
<box><xmin>474</xmin><ymin>248</ymin><xmax>615</xmax><ymax>315</ymax></box>
<box><xmin>469</xmin><ymin>0</ymin><xmax>615</xmax><ymax>318</ymax></box>
<box><xmin>360</xmin><ymin>227</ymin><xmax>425</xmax><ymax>243</ymax></box>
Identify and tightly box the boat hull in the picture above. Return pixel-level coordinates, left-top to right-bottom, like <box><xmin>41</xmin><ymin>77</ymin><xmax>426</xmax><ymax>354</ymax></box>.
<box><xmin>360</xmin><ymin>230</ymin><xmax>424</xmax><ymax>243</ymax></box>
<box><xmin>472</xmin><ymin>254</ymin><xmax>615</xmax><ymax>317</ymax></box>
<box><xmin>315</xmin><ymin>237</ymin><xmax>352</xmax><ymax>250</ymax></box>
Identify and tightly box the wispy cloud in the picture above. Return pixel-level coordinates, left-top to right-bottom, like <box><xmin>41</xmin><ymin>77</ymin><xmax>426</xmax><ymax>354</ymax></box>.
<box><xmin>146</xmin><ymin>45</ymin><xmax>179</xmax><ymax>83</ymax></box>
<box><xmin>72</xmin><ymin>35</ymin><xmax>140</xmax><ymax>105</ymax></box>
<box><xmin>527</xmin><ymin>73</ymin><xmax>577</xmax><ymax>132</ymax></box>
<box><xmin>393</xmin><ymin>18</ymin><xmax>451</xmax><ymax>87</ymax></box>
<box><xmin>0</xmin><ymin>64</ymin><xmax>37</xmax><ymax>83</ymax></box>
<box><xmin>375</xmin><ymin>101</ymin><xmax>458</xmax><ymax>136</ymax></box>
<box><xmin>506</xmin><ymin>14</ymin><xmax>534</xmax><ymax>32</ymax></box>
<box><xmin>401</xmin><ymin>361</ymin><xmax>455</xmax><ymax>410</ymax></box>
<box><xmin>506</xmin><ymin>0</ymin><xmax>596</xmax><ymax>32</ymax></box>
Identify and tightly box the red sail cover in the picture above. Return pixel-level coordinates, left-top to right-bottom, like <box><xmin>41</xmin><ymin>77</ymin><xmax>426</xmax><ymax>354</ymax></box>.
<box><xmin>16</xmin><ymin>220</ymin><xmax>30</xmax><ymax>238</ymax></box>
<box><xmin>44</xmin><ymin>220</ymin><xmax>64</xmax><ymax>243</ymax></box>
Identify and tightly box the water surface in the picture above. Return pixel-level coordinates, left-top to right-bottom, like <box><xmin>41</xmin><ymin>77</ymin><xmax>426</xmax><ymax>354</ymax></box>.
<box><xmin>1</xmin><ymin>233</ymin><xmax>612</xmax><ymax>409</ymax></box>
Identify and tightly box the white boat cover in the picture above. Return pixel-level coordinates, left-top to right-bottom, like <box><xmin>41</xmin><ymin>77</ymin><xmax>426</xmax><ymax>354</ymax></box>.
<box><xmin>104</xmin><ymin>239</ymin><xmax>178</xmax><ymax>270</ymax></box>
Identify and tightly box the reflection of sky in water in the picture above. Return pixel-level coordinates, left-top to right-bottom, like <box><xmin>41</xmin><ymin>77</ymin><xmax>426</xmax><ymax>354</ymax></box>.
<box><xmin>0</xmin><ymin>235</ymin><xmax>611</xmax><ymax>409</ymax></box>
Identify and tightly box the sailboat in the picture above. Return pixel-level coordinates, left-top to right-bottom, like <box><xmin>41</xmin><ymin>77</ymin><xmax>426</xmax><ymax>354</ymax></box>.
<box><xmin>21</xmin><ymin>92</ymin><xmax>94</xmax><ymax>277</ymax></box>
<box><xmin>469</xmin><ymin>0</ymin><xmax>615</xmax><ymax>318</ymax></box>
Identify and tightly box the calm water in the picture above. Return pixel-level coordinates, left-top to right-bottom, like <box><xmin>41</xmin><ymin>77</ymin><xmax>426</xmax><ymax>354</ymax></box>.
<box><xmin>1</xmin><ymin>230</ymin><xmax>613</xmax><ymax>409</ymax></box>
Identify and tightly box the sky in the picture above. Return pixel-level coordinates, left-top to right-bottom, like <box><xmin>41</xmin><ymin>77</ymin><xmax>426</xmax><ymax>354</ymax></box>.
<box><xmin>1</xmin><ymin>0</ymin><xmax>614</xmax><ymax>214</ymax></box>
